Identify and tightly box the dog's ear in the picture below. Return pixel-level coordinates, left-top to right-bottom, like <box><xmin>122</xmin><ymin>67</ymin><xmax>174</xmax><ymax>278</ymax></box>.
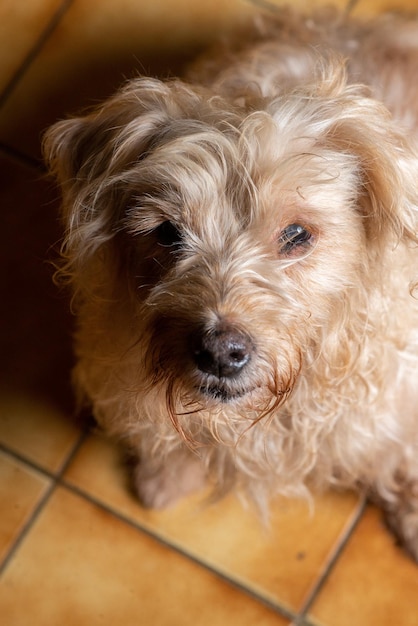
<box><xmin>43</xmin><ymin>77</ymin><xmax>200</xmax><ymax>289</ymax></box>
<box><xmin>43</xmin><ymin>77</ymin><xmax>184</xmax><ymax>199</ymax></box>
<box><xmin>323</xmin><ymin>93</ymin><xmax>418</xmax><ymax>250</ymax></box>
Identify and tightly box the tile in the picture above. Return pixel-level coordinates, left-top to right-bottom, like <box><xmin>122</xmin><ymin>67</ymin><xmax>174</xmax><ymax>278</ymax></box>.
<box><xmin>0</xmin><ymin>155</ymin><xmax>79</xmax><ymax>470</ymax></box>
<box><xmin>0</xmin><ymin>450</ymin><xmax>50</xmax><ymax>564</ymax></box>
<box><xmin>0</xmin><ymin>393</ymin><xmax>81</xmax><ymax>473</ymax></box>
<box><xmin>308</xmin><ymin>505</ymin><xmax>418</xmax><ymax>626</ymax></box>
<box><xmin>0</xmin><ymin>486</ymin><xmax>289</xmax><ymax>626</ymax></box>
<box><xmin>264</xmin><ymin>0</ymin><xmax>418</xmax><ymax>17</ymax></box>
<box><xmin>2</xmin><ymin>0</ymin><xmax>417</xmax><ymax>159</ymax></box>
<box><xmin>350</xmin><ymin>0</ymin><xmax>418</xmax><ymax>16</ymax></box>
<box><xmin>65</xmin><ymin>432</ymin><xmax>362</xmax><ymax>613</ymax></box>
<box><xmin>0</xmin><ymin>0</ymin><xmax>65</xmax><ymax>95</ymax></box>
<box><xmin>0</xmin><ymin>0</ymin><xmax>257</xmax><ymax>160</ymax></box>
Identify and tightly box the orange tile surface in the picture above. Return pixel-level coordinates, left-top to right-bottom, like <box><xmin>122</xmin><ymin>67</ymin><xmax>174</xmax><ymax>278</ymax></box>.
<box><xmin>0</xmin><ymin>393</ymin><xmax>81</xmax><ymax>472</ymax></box>
<box><xmin>64</xmin><ymin>432</ymin><xmax>363</xmax><ymax>614</ymax></box>
<box><xmin>0</xmin><ymin>0</ymin><xmax>65</xmax><ymax>94</ymax></box>
<box><xmin>309</xmin><ymin>506</ymin><xmax>418</xmax><ymax>626</ymax></box>
<box><xmin>0</xmin><ymin>451</ymin><xmax>50</xmax><ymax>563</ymax></box>
<box><xmin>0</xmin><ymin>0</ymin><xmax>256</xmax><ymax>159</ymax></box>
<box><xmin>0</xmin><ymin>487</ymin><xmax>289</xmax><ymax>626</ymax></box>
<box><xmin>350</xmin><ymin>0</ymin><xmax>418</xmax><ymax>14</ymax></box>
<box><xmin>1</xmin><ymin>2</ymin><xmax>418</xmax><ymax>626</ymax></box>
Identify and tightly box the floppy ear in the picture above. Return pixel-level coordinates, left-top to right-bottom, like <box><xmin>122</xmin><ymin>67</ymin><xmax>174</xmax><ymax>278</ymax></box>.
<box><xmin>43</xmin><ymin>77</ymin><xmax>182</xmax><ymax>200</ymax></box>
<box><xmin>43</xmin><ymin>77</ymin><xmax>199</xmax><ymax>289</ymax></box>
<box><xmin>323</xmin><ymin>96</ymin><xmax>418</xmax><ymax>250</ymax></box>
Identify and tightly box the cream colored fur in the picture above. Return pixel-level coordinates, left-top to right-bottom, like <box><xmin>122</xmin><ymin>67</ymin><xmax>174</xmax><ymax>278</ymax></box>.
<box><xmin>44</xmin><ymin>8</ymin><xmax>418</xmax><ymax>560</ymax></box>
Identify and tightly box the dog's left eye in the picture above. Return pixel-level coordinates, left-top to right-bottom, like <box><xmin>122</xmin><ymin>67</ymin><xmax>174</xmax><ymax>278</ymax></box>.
<box><xmin>278</xmin><ymin>224</ymin><xmax>313</xmax><ymax>255</ymax></box>
<box><xmin>155</xmin><ymin>221</ymin><xmax>182</xmax><ymax>248</ymax></box>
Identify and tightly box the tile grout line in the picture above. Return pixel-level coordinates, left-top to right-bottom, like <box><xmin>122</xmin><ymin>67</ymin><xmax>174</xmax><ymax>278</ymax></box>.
<box><xmin>0</xmin><ymin>428</ymin><xmax>89</xmax><ymax>577</ymax></box>
<box><xmin>0</xmin><ymin>0</ymin><xmax>76</xmax><ymax>171</ymax></box>
<box><xmin>0</xmin><ymin>442</ymin><xmax>57</xmax><ymax>481</ymax></box>
<box><xmin>0</xmin><ymin>439</ymin><xmax>296</xmax><ymax>621</ymax></box>
<box><xmin>0</xmin><ymin>0</ymin><xmax>75</xmax><ymax>111</ymax></box>
<box><xmin>292</xmin><ymin>494</ymin><xmax>368</xmax><ymax>625</ymax></box>
<box><xmin>0</xmin><ymin>141</ymin><xmax>46</xmax><ymax>173</ymax></box>
<box><xmin>58</xmin><ymin>478</ymin><xmax>299</xmax><ymax>623</ymax></box>
<box><xmin>0</xmin><ymin>437</ymin><xmax>370</xmax><ymax>624</ymax></box>
<box><xmin>0</xmin><ymin>0</ymin><xmax>361</xmax><ymax>175</ymax></box>
<box><xmin>0</xmin><ymin>478</ymin><xmax>56</xmax><ymax>578</ymax></box>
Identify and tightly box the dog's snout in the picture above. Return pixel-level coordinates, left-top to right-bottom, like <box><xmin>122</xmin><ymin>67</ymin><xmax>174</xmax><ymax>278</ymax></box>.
<box><xmin>192</xmin><ymin>327</ymin><xmax>253</xmax><ymax>379</ymax></box>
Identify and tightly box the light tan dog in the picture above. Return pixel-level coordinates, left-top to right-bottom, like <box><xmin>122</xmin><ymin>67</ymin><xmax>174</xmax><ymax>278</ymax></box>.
<box><xmin>44</xmin><ymin>8</ymin><xmax>418</xmax><ymax>560</ymax></box>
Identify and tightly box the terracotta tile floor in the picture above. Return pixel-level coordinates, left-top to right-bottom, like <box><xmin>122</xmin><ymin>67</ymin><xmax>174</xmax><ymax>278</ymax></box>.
<box><xmin>1</xmin><ymin>1</ymin><xmax>418</xmax><ymax>624</ymax></box>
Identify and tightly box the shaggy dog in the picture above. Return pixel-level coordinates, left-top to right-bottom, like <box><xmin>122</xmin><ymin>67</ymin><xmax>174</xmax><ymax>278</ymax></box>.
<box><xmin>44</xmin><ymin>8</ymin><xmax>418</xmax><ymax>560</ymax></box>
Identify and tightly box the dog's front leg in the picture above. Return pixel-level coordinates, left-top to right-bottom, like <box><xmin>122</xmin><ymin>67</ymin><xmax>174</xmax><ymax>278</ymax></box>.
<box><xmin>129</xmin><ymin>444</ymin><xmax>208</xmax><ymax>509</ymax></box>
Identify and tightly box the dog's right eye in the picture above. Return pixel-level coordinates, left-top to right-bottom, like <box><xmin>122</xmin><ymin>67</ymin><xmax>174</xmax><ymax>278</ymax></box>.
<box><xmin>278</xmin><ymin>223</ymin><xmax>313</xmax><ymax>256</ymax></box>
<box><xmin>155</xmin><ymin>221</ymin><xmax>182</xmax><ymax>248</ymax></box>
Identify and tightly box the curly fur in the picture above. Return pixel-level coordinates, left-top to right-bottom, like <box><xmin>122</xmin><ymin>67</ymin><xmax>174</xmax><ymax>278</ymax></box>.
<box><xmin>44</xmin><ymin>7</ymin><xmax>418</xmax><ymax>559</ymax></box>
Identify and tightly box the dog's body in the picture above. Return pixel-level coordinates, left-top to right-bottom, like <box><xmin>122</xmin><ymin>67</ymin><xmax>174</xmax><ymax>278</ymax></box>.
<box><xmin>44</xmin><ymin>8</ymin><xmax>418</xmax><ymax>559</ymax></box>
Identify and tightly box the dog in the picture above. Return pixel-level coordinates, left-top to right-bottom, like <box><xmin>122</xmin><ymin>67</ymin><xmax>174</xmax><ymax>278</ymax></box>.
<box><xmin>44</xmin><ymin>7</ymin><xmax>418</xmax><ymax>560</ymax></box>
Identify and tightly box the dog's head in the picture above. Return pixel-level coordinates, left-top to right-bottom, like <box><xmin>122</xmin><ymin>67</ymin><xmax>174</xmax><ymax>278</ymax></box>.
<box><xmin>44</xmin><ymin>62</ymin><xmax>418</xmax><ymax>431</ymax></box>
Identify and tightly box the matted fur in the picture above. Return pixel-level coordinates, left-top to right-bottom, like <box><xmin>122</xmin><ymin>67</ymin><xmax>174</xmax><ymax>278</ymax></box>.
<box><xmin>44</xmin><ymin>7</ymin><xmax>418</xmax><ymax>559</ymax></box>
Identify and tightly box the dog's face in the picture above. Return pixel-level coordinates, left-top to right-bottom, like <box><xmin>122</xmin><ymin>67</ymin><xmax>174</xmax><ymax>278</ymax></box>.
<box><xmin>44</xmin><ymin>67</ymin><xmax>417</xmax><ymax>433</ymax></box>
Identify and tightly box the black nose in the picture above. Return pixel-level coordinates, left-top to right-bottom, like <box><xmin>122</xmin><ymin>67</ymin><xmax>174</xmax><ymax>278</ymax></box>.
<box><xmin>192</xmin><ymin>326</ymin><xmax>253</xmax><ymax>379</ymax></box>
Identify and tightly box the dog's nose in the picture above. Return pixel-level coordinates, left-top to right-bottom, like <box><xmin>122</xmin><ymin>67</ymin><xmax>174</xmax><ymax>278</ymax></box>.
<box><xmin>192</xmin><ymin>326</ymin><xmax>253</xmax><ymax>379</ymax></box>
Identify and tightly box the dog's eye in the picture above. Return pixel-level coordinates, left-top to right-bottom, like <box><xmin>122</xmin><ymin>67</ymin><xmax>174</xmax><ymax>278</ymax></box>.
<box><xmin>155</xmin><ymin>221</ymin><xmax>182</xmax><ymax>248</ymax></box>
<box><xmin>278</xmin><ymin>224</ymin><xmax>313</xmax><ymax>255</ymax></box>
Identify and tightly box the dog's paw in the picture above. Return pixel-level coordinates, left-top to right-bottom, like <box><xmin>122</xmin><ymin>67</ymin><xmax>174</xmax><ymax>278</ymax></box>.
<box><xmin>131</xmin><ymin>454</ymin><xmax>207</xmax><ymax>509</ymax></box>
